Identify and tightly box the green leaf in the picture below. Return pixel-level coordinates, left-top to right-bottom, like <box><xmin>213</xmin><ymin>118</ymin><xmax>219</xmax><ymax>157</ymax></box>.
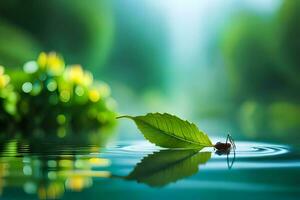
<box><xmin>117</xmin><ymin>113</ymin><xmax>213</xmax><ymax>149</ymax></box>
<box><xmin>126</xmin><ymin>149</ymin><xmax>211</xmax><ymax>187</ymax></box>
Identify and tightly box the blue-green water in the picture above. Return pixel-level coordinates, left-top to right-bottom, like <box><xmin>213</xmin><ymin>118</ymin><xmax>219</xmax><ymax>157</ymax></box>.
<box><xmin>0</xmin><ymin>134</ymin><xmax>299</xmax><ymax>200</ymax></box>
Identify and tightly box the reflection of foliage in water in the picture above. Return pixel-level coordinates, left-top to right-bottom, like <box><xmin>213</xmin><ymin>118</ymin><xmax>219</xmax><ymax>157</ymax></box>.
<box><xmin>0</xmin><ymin>52</ymin><xmax>116</xmax><ymax>132</ymax></box>
<box><xmin>0</xmin><ymin>130</ymin><xmax>114</xmax><ymax>199</ymax></box>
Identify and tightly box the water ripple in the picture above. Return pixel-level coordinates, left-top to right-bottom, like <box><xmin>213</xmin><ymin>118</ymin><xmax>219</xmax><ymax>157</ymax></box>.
<box><xmin>233</xmin><ymin>141</ymin><xmax>290</xmax><ymax>158</ymax></box>
<box><xmin>106</xmin><ymin>140</ymin><xmax>290</xmax><ymax>159</ymax></box>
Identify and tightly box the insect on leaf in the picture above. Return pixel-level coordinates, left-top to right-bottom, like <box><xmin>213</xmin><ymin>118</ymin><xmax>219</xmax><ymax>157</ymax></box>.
<box><xmin>117</xmin><ymin>113</ymin><xmax>213</xmax><ymax>149</ymax></box>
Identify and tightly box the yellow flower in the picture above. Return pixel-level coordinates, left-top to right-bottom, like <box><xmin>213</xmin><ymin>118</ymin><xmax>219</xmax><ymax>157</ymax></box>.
<box><xmin>37</xmin><ymin>52</ymin><xmax>47</xmax><ymax>69</ymax></box>
<box><xmin>83</xmin><ymin>71</ymin><xmax>93</xmax><ymax>86</ymax></box>
<box><xmin>88</xmin><ymin>83</ymin><xmax>111</xmax><ymax>103</ymax></box>
<box><xmin>89</xmin><ymin>89</ymin><xmax>101</xmax><ymax>102</ymax></box>
<box><xmin>37</xmin><ymin>52</ymin><xmax>65</xmax><ymax>76</ymax></box>
<box><xmin>65</xmin><ymin>65</ymin><xmax>93</xmax><ymax>86</ymax></box>
<box><xmin>0</xmin><ymin>66</ymin><xmax>10</xmax><ymax>89</ymax></box>
<box><xmin>47</xmin><ymin>52</ymin><xmax>64</xmax><ymax>75</ymax></box>
<box><xmin>66</xmin><ymin>65</ymin><xmax>84</xmax><ymax>84</ymax></box>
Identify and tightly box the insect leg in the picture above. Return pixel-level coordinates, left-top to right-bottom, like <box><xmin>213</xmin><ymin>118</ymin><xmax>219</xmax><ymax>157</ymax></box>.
<box><xmin>226</xmin><ymin>133</ymin><xmax>230</xmax><ymax>144</ymax></box>
<box><xmin>229</xmin><ymin>134</ymin><xmax>236</xmax><ymax>150</ymax></box>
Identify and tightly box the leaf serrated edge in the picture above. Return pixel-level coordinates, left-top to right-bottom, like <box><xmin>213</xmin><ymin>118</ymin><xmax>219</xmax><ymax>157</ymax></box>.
<box><xmin>117</xmin><ymin>113</ymin><xmax>214</xmax><ymax>148</ymax></box>
<box><xmin>143</xmin><ymin>112</ymin><xmax>214</xmax><ymax>147</ymax></box>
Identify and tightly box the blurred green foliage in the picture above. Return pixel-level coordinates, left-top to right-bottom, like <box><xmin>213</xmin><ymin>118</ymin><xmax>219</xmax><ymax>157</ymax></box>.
<box><xmin>0</xmin><ymin>52</ymin><xmax>116</xmax><ymax>132</ymax></box>
<box><xmin>0</xmin><ymin>19</ymin><xmax>40</xmax><ymax>67</ymax></box>
<box><xmin>0</xmin><ymin>0</ymin><xmax>168</xmax><ymax>114</ymax></box>
<box><xmin>0</xmin><ymin>66</ymin><xmax>18</xmax><ymax>121</ymax></box>
<box><xmin>222</xmin><ymin>0</ymin><xmax>300</xmax><ymax>140</ymax></box>
<box><xmin>105</xmin><ymin>0</ymin><xmax>168</xmax><ymax>92</ymax></box>
<box><xmin>0</xmin><ymin>0</ymin><xmax>114</xmax><ymax>70</ymax></box>
<box><xmin>276</xmin><ymin>0</ymin><xmax>300</xmax><ymax>90</ymax></box>
<box><xmin>222</xmin><ymin>15</ymin><xmax>281</xmax><ymax>102</ymax></box>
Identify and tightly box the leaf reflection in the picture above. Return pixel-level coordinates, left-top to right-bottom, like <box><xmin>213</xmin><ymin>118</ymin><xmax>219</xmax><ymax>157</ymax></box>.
<box><xmin>125</xmin><ymin>149</ymin><xmax>211</xmax><ymax>187</ymax></box>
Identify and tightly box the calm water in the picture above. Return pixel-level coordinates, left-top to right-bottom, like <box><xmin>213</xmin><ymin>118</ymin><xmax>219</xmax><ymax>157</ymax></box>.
<box><xmin>0</xmin><ymin>133</ymin><xmax>299</xmax><ymax>200</ymax></box>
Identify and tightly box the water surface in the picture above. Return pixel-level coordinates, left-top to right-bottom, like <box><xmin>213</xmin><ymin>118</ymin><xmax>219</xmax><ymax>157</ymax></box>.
<box><xmin>0</xmin><ymin>135</ymin><xmax>299</xmax><ymax>200</ymax></box>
